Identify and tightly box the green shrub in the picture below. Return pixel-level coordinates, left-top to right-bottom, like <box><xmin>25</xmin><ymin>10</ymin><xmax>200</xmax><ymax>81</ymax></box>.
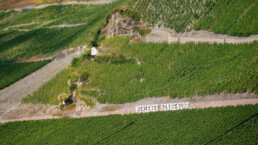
<box><xmin>134</xmin><ymin>26</ymin><xmax>151</xmax><ymax>37</ymax></box>
<box><xmin>69</xmin><ymin>84</ymin><xmax>77</xmax><ymax>93</ymax></box>
<box><xmin>69</xmin><ymin>73</ymin><xmax>79</xmax><ymax>83</ymax></box>
<box><xmin>80</xmin><ymin>97</ymin><xmax>95</xmax><ymax>108</ymax></box>
<box><xmin>94</xmin><ymin>55</ymin><xmax>110</xmax><ymax>63</ymax></box>
<box><xmin>71</xmin><ymin>58</ymin><xmax>80</xmax><ymax>67</ymax></box>
<box><xmin>80</xmin><ymin>50</ymin><xmax>91</xmax><ymax>61</ymax></box>
<box><xmin>80</xmin><ymin>71</ymin><xmax>89</xmax><ymax>82</ymax></box>
<box><xmin>110</xmin><ymin>53</ymin><xmax>127</xmax><ymax>64</ymax></box>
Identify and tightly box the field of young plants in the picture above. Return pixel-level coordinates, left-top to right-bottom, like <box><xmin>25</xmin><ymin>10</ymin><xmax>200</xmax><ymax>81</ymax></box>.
<box><xmin>0</xmin><ymin>104</ymin><xmax>257</xmax><ymax>144</ymax></box>
<box><xmin>128</xmin><ymin>0</ymin><xmax>257</xmax><ymax>36</ymax></box>
<box><xmin>24</xmin><ymin>36</ymin><xmax>257</xmax><ymax>104</ymax></box>
<box><xmin>0</xmin><ymin>60</ymin><xmax>50</xmax><ymax>90</ymax></box>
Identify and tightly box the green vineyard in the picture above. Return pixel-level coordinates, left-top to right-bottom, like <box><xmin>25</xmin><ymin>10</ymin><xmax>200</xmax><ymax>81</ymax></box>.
<box><xmin>128</xmin><ymin>0</ymin><xmax>258</xmax><ymax>36</ymax></box>
<box><xmin>195</xmin><ymin>0</ymin><xmax>258</xmax><ymax>36</ymax></box>
<box><xmin>0</xmin><ymin>60</ymin><xmax>50</xmax><ymax>90</ymax></box>
<box><xmin>0</xmin><ymin>105</ymin><xmax>257</xmax><ymax>144</ymax></box>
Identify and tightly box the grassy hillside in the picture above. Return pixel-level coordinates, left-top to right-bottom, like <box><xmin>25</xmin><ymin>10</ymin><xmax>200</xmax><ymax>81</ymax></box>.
<box><xmin>0</xmin><ymin>104</ymin><xmax>257</xmax><ymax>144</ymax></box>
<box><xmin>128</xmin><ymin>0</ymin><xmax>257</xmax><ymax>36</ymax></box>
<box><xmin>0</xmin><ymin>60</ymin><xmax>50</xmax><ymax>89</ymax></box>
<box><xmin>0</xmin><ymin>1</ymin><xmax>125</xmax><ymax>61</ymax></box>
<box><xmin>24</xmin><ymin>37</ymin><xmax>257</xmax><ymax>104</ymax></box>
<box><xmin>0</xmin><ymin>1</ymin><xmax>125</xmax><ymax>89</ymax></box>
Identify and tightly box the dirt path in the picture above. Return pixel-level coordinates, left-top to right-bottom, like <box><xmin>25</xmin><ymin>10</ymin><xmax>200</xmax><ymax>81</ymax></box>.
<box><xmin>1</xmin><ymin>92</ymin><xmax>257</xmax><ymax>123</ymax></box>
<box><xmin>145</xmin><ymin>28</ymin><xmax>258</xmax><ymax>44</ymax></box>
<box><xmin>3</xmin><ymin>22</ymin><xmax>88</xmax><ymax>31</ymax></box>
<box><xmin>0</xmin><ymin>48</ymin><xmax>86</xmax><ymax>120</ymax></box>
<box><xmin>3</xmin><ymin>0</ymin><xmax>117</xmax><ymax>12</ymax></box>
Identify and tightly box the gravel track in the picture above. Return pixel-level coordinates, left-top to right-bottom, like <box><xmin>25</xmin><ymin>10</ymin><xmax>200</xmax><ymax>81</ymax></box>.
<box><xmin>145</xmin><ymin>28</ymin><xmax>258</xmax><ymax>44</ymax></box>
<box><xmin>3</xmin><ymin>22</ymin><xmax>88</xmax><ymax>31</ymax></box>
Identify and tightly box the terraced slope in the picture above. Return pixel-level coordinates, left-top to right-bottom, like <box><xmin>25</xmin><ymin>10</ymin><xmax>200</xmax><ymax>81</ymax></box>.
<box><xmin>0</xmin><ymin>105</ymin><xmax>257</xmax><ymax>144</ymax></box>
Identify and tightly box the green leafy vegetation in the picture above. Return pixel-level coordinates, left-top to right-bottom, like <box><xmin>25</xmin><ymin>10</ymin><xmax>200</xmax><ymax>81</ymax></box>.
<box><xmin>134</xmin><ymin>26</ymin><xmax>151</xmax><ymax>37</ymax></box>
<box><xmin>128</xmin><ymin>0</ymin><xmax>257</xmax><ymax>36</ymax></box>
<box><xmin>24</xmin><ymin>37</ymin><xmax>257</xmax><ymax>104</ymax></box>
<box><xmin>80</xmin><ymin>71</ymin><xmax>89</xmax><ymax>82</ymax></box>
<box><xmin>0</xmin><ymin>105</ymin><xmax>257</xmax><ymax>144</ymax></box>
<box><xmin>80</xmin><ymin>96</ymin><xmax>95</xmax><ymax>107</ymax></box>
<box><xmin>0</xmin><ymin>60</ymin><xmax>50</xmax><ymax>89</ymax></box>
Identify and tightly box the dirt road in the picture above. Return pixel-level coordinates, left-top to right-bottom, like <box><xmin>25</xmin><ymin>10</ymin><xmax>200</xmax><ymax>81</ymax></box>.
<box><xmin>1</xmin><ymin>92</ymin><xmax>257</xmax><ymax>123</ymax></box>
<box><xmin>0</xmin><ymin>49</ymin><xmax>85</xmax><ymax>120</ymax></box>
<box><xmin>145</xmin><ymin>28</ymin><xmax>258</xmax><ymax>44</ymax></box>
<box><xmin>3</xmin><ymin>23</ymin><xmax>88</xmax><ymax>31</ymax></box>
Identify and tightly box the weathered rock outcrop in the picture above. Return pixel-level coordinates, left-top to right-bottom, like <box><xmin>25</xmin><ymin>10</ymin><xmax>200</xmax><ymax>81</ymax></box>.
<box><xmin>102</xmin><ymin>12</ymin><xmax>140</xmax><ymax>37</ymax></box>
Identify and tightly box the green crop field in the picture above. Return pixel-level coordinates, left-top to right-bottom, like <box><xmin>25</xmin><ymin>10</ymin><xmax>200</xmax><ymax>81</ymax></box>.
<box><xmin>0</xmin><ymin>104</ymin><xmax>257</xmax><ymax>144</ymax></box>
<box><xmin>128</xmin><ymin>0</ymin><xmax>257</xmax><ymax>36</ymax></box>
<box><xmin>24</xmin><ymin>37</ymin><xmax>257</xmax><ymax>104</ymax></box>
<box><xmin>0</xmin><ymin>60</ymin><xmax>50</xmax><ymax>90</ymax></box>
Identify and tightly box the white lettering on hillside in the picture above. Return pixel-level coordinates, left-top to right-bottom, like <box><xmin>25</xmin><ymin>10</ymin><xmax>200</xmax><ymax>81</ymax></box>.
<box><xmin>136</xmin><ymin>102</ymin><xmax>189</xmax><ymax>113</ymax></box>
